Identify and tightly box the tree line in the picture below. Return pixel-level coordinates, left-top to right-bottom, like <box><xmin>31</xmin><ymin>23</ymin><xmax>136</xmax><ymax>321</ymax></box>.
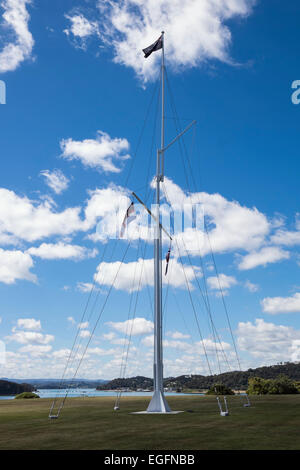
<box><xmin>97</xmin><ymin>362</ymin><xmax>300</xmax><ymax>392</ymax></box>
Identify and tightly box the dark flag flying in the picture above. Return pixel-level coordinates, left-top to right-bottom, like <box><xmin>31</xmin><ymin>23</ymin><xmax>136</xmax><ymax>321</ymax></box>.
<box><xmin>165</xmin><ymin>247</ymin><xmax>171</xmax><ymax>275</ymax></box>
<box><xmin>120</xmin><ymin>202</ymin><xmax>136</xmax><ymax>238</ymax></box>
<box><xmin>142</xmin><ymin>35</ymin><xmax>163</xmax><ymax>58</ymax></box>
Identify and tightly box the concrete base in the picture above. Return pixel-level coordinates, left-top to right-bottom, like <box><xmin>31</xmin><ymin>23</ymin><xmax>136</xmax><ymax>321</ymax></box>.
<box><xmin>131</xmin><ymin>411</ymin><xmax>184</xmax><ymax>415</ymax></box>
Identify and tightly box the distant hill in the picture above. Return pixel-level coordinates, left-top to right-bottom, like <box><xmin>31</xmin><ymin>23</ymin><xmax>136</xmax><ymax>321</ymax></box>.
<box><xmin>97</xmin><ymin>362</ymin><xmax>300</xmax><ymax>391</ymax></box>
<box><xmin>0</xmin><ymin>380</ymin><xmax>35</xmax><ymax>396</ymax></box>
<box><xmin>0</xmin><ymin>378</ymin><xmax>108</xmax><ymax>389</ymax></box>
<box><xmin>98</xmin><ymin>376</ymin><xmax>153</xmax><ymax>391</ymax></box>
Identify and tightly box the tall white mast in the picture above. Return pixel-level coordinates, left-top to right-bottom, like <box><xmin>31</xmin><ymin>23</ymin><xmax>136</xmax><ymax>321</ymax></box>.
<box><xmin>147</xmin><ymin>31</ymin><xmax>172</xmax><ymax>413</ymax></box>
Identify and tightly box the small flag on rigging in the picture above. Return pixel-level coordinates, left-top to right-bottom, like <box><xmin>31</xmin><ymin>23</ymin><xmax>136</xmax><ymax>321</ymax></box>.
<box><xmin>142</xmin><ymin>35</ymin><xmax>163</xmax><ymax>58</ymax></box>
<box><xmin>120</xmin><ymin>202</ymin><xmax>136</xmax><ymax>238</ymax></box>
<box><xmin>165</xmin><ymin>247</ymin><xmax>171</xmax><ymax>275</ymax></box>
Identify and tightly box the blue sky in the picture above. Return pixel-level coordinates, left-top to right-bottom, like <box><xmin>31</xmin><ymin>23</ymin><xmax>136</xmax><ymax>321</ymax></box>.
<box><xmin>0</xmin><ymin>0</ymin><xmax>300</xmax><ymax>380</ymax></box>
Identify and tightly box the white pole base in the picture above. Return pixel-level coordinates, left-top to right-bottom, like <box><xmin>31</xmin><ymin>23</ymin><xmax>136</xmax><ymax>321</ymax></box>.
<box><xmin>146</xmin><ymin>390</ymin><xmax>171</xmax><ymax>413</ymax></box>
<box><xmin>131</xmin><ymin>390</ymin><xmax>184</xmax><ymax>414</ymax></box>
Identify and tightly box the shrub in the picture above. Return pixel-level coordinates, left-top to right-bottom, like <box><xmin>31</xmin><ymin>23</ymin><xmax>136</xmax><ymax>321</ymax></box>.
<box><xmin>15</xmin><ymin>392</ymin><xmax>40</xmax><ymax>399</ymax></box>
<box><xmin>247</xmin><ymin>375</ymin><xmax>298</xmax><ymax>395</ymax></box>
<box><xmin>206</xmin><ymin>384</ymin><xmax>234</xmax><ymax>395</ymax></box>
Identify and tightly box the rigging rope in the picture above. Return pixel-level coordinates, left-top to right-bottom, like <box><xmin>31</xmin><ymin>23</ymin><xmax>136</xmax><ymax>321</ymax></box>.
<box><xmin>164</xmin><ymin>69</ymin><xmax>250</xmax><ymax>407</ymax></box>
<box><xmin>49</xmin><ymin>240</ymin><xmax>132</xmax><ymax>418</ymax></box>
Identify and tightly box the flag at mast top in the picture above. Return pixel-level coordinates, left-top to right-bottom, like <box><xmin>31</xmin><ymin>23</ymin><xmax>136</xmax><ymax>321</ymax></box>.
<box><xmin>142</xmin><ymin>32</ymin><xmax>164</xmax><ymax>58</ymax></box>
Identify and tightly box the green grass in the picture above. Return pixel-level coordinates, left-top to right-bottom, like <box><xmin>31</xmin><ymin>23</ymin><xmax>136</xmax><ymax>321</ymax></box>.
<box><xmin>0</xmin><ymin>395</ymin><xmax>300</xmax><ymax>450</ymax></box>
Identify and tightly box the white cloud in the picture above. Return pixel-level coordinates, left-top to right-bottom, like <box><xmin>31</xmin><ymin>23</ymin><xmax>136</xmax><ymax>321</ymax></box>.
<box><xmin>88</xmin><ymin>347</ymin><xmax>117</xmax><ymax>356</ymax></box>
<box><xmin>167</xmin><ymin>331</ymin><xmax>190</xmax><ymax>340</ymax></box>
<box><xmin>0</xmin><ymin>188</ymin><xmax>84</xmax><ymax>244</ymax></box>
<box><xmin>64</xmin><ymin>13</ymin><xmax>100</xmax><ymax>49</ymax></box>
<box><xmin>40</xmin><ymin>169</ymin><xmax>70</xmax><ymax>195</ymax></box>
<box><xmin>64</xmin><ymin>14</ymin><xmax>99</xmax><ymax>38</ymax></box>
<box><xmin>0</xmin><ymin>248</ymin><xmax>36</xmax><ymax>284</ymax></box>
<box><xmin>7</xmin><ymin>330</ymin><xmax>54</xmax><ymax>345</ymax></box>
<box><xmin>80</xmin><ymin>177</ymin><xmax>274</xmax><ymax>256</ymax></box>
<box><xmin>261</xmin><ymin>292</ymin><xmax>300</xmax><ymax>315</ymax></box>
<box><xmin>78</xmin><ymin>322</ymin><xmax>89</xmax><ymax>330</ymax></box>
<box><xmin>271</xmin><ymin>229</ymin><xmax>300</xmax><ymax>246</ymax></box>
<box><xmin>207</xmin><ymin>273</ymin><xmax>237</xmax><ymax>291</ymax></box>
<box><xmin>0</xmin><ymin>0</ymin><xmax>34</xmax><ymax>73</ymax></box>
<box><xmin>67</xmin><ymin>316</ymin><xmax>76</xmax><ymax>325</ymax></box>
<box><xmin>60</xmin><ymin>131</ymin><xmax>130</xmax><ymax>173</ymax></box>
<box><xmin>77</xmin><ymin>282</ymin><xmax>94</xmax><ymax>293</ymax></box>
<box><xmin>102</xmin><ymin>332</ymin><xmax>117</xmax><ymax>341</ymax></box>
<box><xmin>93</xmin><ymin>0</ymin><xmax>255</xmax><ymax>82</ymax></box>
<box><xmin>107</xmin><ymin>317</ymin><xmax>154</xmax><ymax>336</ymax></box>
<box><xmin>162</xmin><ymin>178</ymin><xmax>270</xmax><ymax>257</ymax></box>
<box><xmin>94</xmin><ymin>256</ymin><xmax>200</xmax><ymax>292</ymax></box>
<box><xmin>237</xmin><ymin>318</ymin><xmax>300</xmax><ymax>363</ymax></box>
<box><xmin>27</xmin><ymin>242</ymin><xmax>98</xmax><ymax>261</ymax></box>
<box><xmin>17</xmin><ymin>318</ymin><xmax>41</xmax><ymax>331</ymax></box>
<box><xmin>237</xmin><ymin>246</ymin><xmax>290</xmax><ymax>270</ymax></box>
<box><xmin>141</xmin><ymin>334</ymin><xmax>154</xmax><ymax>348</ymax></box>
<box><xmin>244</xmin><ymin>280</ymin><xmax>259</xmax><ymax>293</ymax></box>
<box><xmin>19</xmin><ymin>344</ymin><xmax>52</xmax><ymax>357</ymax></box>
<box><xmin>79</xmin><ymin>329</ymin><xmax>90</xmax><ymax>338</ymax></box>
<box><xmin>142</xmin><ymin>334</ymin><xmax>232</xmax><ymax>360</ymax></box>
<box><xmin>52</xmin><ymin>348</ymin><xmax>72</xmax><ymax>360</ymax></box>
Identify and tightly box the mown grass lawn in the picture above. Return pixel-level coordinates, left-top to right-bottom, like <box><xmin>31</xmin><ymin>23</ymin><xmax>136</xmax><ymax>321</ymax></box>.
<box><xmin>0</xmin><ymin>395</ymin><xmax>299</xmax><ymax>450</ymax></box>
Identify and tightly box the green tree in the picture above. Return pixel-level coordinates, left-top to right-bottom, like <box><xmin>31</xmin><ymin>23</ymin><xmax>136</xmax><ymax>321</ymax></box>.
<box><xmin>268</xmin><ymin>375</ymin><xmax>298</xmax><ymax>394</ymax></box>
<box><xmin>247</xmin><ymin>377</ymin><xmax>270</xmax><ymax>395</ymax></box>
<box><xmin>206</xmin><ymin>384</ymin><xmax>234</xmax><ymax>395</ymax></box>
<box><xmin>247</xmin><ymin>375</ymin><xmax>298</xmax><ymax>395</ymax></box>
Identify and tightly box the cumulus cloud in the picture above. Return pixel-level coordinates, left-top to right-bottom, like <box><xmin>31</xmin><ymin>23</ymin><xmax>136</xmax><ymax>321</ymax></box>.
<box><xmin>271</xmin><ymin>229</ymin><xmax>300</xmax><ymax>247</ymax></box>
<box><xmin>83</xmin><ymin>185</ymin><xmax>132</xmax><ymax>242</ymax></box>
<box><xmin>237</xmin><ymin>246</ymin><xmax>290</xmax><ymax>270</ymax></box>
<box><xmin>77</xmin><ymin>282</ymin><xmax>94</xmax><ymax>293</ymax></box>
<box><xmin>5</xmin><ymin>319</ymin><xmax>54</xmax><ymax>360</ymax></box>
<box><xmin>167</xmin><ymin>331</ymin><xmax>190</xmax><ymax>340</ymax></box>
<box><xmin>0</xmin><ymin>188</ymin><xmax>84</xmax><ymax>244</ymax></box>
<box><xmin>79</xmin><ymin>329</ymin><xmax>90</xmax><ymax>338</ymax></box>
<box><xmin>85</xmin><ymin>176</ymin><xmax>272</xmax><ymax>257</ymax></box>
<box><xmin>7</xmin><ymin>329</ymin><xmax>54</xmax><ymax>345</ymax></box>
<box><xmin>142</xmin><ymin>335</ymin><xmax>232</xmax><ymax>360</ymax></box>
<box><xmin>17</xmin><ymin>318</ymin><xmax>41</xmax><ymax>331</ymax></box>
<box><xmin>60</xmin><ymin>131</ymin><xmax>130</xmax><ymax>173</ymax></box>
<box><xmin>64</xmin><ymin>13</ymin><xmax>100</xmax><ymax>39</ymax></box>
<box><xmin>0</xmin><ymin>0</ymin><xmax>34</xmax><ymax>73</ymax></box>
<box><xmin>162</xmin><ymin>178</ymin><xmax>270</xmax><ymax>257</ymax></box>
<box><xmin>207</xmin><ymin>273</ymin><xmax>237</xmax><ymax>291</ymax></box>
<box><xmin>27</xmin><ymin>242</ymin><xmax>98</xmax><ymax>261</ymax></box>
<box><xmin>40</xmin><ymin>169</ymin><xmax>70</xmax><ymax>195</ymax></box>
<box><xmin>19</xmin><ymin>344</ymin><xmax>52</xmax><ymax>357</ymax></box>
<box><xmin>94</xmin><ymin>256</ymin><xmax>200</xmax><ymax>292</ymax></box>
<box><xmin>64</xmin><ymin>13</ymin><xmax>100</xmax><ymax>49</ymax></box>
<box><xmin>0</xmin><ymin>248</ymin><xmax>36</xmax><ymax>284</ymax></box>
<box><xmin>261</xmin><ymin>292</ymin><xmax>300</xmax><ymax>315</ymax></box>
<box><xmin>107</xmin><ymin>317</ymin><xmax>154</xmax><ymax>336</ymax></box>
<box><xmin>237</xmin><ymin>318</ymin><xmax>300</xmax><ymax>363</ymax></box>
<box><xmin>92</xmin><ymin>0</ymin><xmax>255</xmax><ymax>82</ymax></box>
<box><xmin>244</xmin><ymin>280</ymin><xmax>259</xmax><ymax>293</ymax></box>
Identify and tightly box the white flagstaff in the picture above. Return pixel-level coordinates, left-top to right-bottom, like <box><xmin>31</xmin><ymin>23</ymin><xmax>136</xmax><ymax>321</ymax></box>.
<box><xmin>132</xmin><ymin>32</ymin><xmax>194</xmax><ymax>415</ymax></box>
<box><xmin>145</xmin><ymin>31</ymin><xmax>172</xmax><ymax>413</ymax></box>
